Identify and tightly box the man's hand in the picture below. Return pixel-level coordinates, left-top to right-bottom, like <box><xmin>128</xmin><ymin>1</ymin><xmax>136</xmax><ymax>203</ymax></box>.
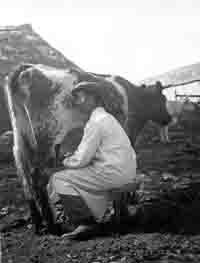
<box><xmin>62</xmin><ymin>157</ymin><xmax>70</xmax><ymax>167</ymax></box>
<box><xmin>62</xmin><ymin>156</ymin><xmax>79</xmax><ymax>168</ymax></box>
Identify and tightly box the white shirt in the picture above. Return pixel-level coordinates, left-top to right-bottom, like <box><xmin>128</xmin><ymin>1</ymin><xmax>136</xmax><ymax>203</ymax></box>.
<box><xmin>66</xmin><ymin>107</ymin><xmax>137</xmax><ymax>182</ymax></box>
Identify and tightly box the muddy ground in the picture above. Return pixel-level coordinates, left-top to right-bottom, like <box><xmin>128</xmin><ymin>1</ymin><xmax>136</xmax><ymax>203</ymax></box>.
<box><xmin>1</xmin><ymin>120</ymin><xmax>200</xmax><ymax>263</ymax></box>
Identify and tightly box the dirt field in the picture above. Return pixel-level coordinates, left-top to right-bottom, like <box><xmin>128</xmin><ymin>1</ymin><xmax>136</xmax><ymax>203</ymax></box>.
<box><xmin>1</xmin><ymin>120</ymin><xmax>200</xmax><ymax>263</ymax></box>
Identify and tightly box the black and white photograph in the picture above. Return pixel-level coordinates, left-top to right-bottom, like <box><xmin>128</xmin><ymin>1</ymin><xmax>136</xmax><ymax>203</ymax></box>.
<box><xmin>1</xmin><ymin>1</ymin><xmax>200</xmax><ymax>262</ymax></box>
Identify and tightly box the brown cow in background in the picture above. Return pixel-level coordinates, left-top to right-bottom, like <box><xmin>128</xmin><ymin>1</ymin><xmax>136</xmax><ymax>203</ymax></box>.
<box><xmin>159</xmin><ymin>99</ymin><xmax>196</xmax><ymax>143</ymax></box>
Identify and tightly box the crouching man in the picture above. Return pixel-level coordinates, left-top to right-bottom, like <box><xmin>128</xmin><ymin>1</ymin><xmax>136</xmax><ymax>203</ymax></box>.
<box><xmin>47</xmin><ymin>81</ymin><xmax>137</xmax><ymax>238</ymax></box>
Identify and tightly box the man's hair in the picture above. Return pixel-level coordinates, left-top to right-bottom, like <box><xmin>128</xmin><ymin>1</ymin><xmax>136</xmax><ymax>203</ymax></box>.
<box><xmin>83</xmin><ymin>89</ymin><xmax>104</xmax><ymax>106</ymax></box>
<box><xmin>73</xmin><ymin>81</ymin><xmax>126</xmax><ymax>124</ymax></box>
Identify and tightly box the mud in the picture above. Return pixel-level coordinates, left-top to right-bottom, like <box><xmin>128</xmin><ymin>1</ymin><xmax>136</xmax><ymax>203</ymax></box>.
<box><xmin>1</xmin><ymin>120</ymin><xmax>200</xmax><ymax>263</ymax></box>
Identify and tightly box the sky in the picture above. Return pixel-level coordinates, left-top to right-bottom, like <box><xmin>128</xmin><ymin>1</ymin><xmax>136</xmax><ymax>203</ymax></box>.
<box><xmin>1</xmin><ymin>0</ymin><xmax>200</xmax><ymax>87</ymax></box>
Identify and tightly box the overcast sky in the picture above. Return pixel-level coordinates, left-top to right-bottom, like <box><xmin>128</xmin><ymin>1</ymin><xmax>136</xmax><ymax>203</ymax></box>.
<box><xmin>1</xmin><ymin>0</ymin><xmax>200</xmax><ymax>85</ymax></box>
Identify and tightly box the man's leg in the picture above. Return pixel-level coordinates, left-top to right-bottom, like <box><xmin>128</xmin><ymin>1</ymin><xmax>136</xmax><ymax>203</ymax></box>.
<box><xmin>59</xmin><ymin>194</ymin><xmax>101</xmax><ymax>239</ymax></box>
<box><xmin>47</xmin><ymin>174</ymin><xmax>97</xmax><ymax>236</ymax></box>
<box><xmin>47</xmin><ymin>175</ymin><xmax>76</xmax><ymax>234</ymax></box>
<box><xmin>60</xmin><ymin>194</ymin><xmax>96</xmax><ymax>227</ymax></box>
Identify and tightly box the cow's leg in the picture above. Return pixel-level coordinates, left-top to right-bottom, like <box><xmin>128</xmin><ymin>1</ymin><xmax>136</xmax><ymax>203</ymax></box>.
<box><xmin>37</xmin><ymin>185</ymin><xmax>58</xmax><ymax>234</ymax></box>
<box><xmin>160</xmin><ymin>126</ymin><xmax>165</xmax><ymax>143</ymax></box>
<box><xmin>17</xmin><ymin>157</ymin><xmax>52</xmax><ymax>234</ymax></box>
<box><xmin>28</xmin><ymin>190</ymin><xmax>57</xmax><ymax>235</ymax></box>
<box><xmin>164</xmin><ymin>117</ymin><xmax>177</xmax><ymax>143</ymax></box>
<box><xmin>17</xmin><ymin>174</ymin><xmax>43</xmax><ymax>234</ymax></box>
<box><xmin>31</xmin><ymin>166</ymin><xmax>62</xmax><ymax>234</ymax></box>
<box><xmin>128</xmin><ymin>118</ymin><xmax>146</xmax><ymax>147</ymax></box>
<box><xmin>28</xmin><ymin>199</ymin><xmax>43</xmax><ymax>233</ymax></box>
<box><xmin>160</xmin><ymin>126</ymin><xmax>170</xmax><ymax>143</ymax></box>
<box><xmin>15</xmin><ymin>132</ymin><xmax>57</xmax><ymax>234</ymax></box>
<box><xmin>164</xmin><ymin>126</ymin><xmax>170</xmax><ymax>142</ymax></box>
<box><xmin>13</xmin><ymin>136</ymin><xmax>44</xmax><ymax>234</ymax></box>
<box><xmin>55</xmin><ymin>144</ymin><xmax>61</xmax><ymax>167</ymax></box>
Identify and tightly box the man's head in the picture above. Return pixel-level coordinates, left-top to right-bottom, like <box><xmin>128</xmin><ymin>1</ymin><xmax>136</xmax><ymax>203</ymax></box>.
<box><xmin>72</xmin><ymin>82</ymin><xmax>104</xmax><ymax>115</ymax></box>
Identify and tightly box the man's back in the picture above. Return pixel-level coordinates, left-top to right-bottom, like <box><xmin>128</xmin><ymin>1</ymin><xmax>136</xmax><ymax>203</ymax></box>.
<box><xmin>89</xmin><ymin>107</ymin><xmax>137</xmax><ymax>181</ymax></box>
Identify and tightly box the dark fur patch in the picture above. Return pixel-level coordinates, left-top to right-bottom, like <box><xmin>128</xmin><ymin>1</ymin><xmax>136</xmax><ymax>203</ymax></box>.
<box><xmin>113</xmin><ymin>76</ymin><xmax>172</xmax><ymax>142</ymax></box>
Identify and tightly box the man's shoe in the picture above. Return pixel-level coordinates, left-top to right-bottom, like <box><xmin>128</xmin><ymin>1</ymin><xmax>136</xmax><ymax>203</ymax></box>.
<box><xmin>62</xmin><ymin>224</ymin><xmax>99</xmax><ymax>240</ymax></box>
<box><xmin>47</xmin><ymin>222</ymin><xmax>75</xmax><ymax>236</ymax></box>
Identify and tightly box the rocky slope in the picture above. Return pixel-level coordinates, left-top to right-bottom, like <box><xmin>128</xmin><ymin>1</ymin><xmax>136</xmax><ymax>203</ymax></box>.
<box><xmin>140</xmin><ymin>63</ymin><xmax>200</xmax><ymax>100</ymax></box>
<box><xmin>140</xmin><ymin>62</ymin><xmax>200</xmax><ymax>86</ymax></box>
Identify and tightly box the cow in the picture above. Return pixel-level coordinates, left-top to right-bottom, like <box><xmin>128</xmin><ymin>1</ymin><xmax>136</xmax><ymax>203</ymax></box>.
<box><xmin>89</xmin><ymin>75</ymin><xmax>171</xmax><ymax>146</ymax></box>
<box><xmin>159</xmin><ymin>99</ymin><xmax>196</xmax><ymax>143</ymax></box>
<box><xmin>4</xmin><ymin>64</ymin><xmax>128</xmax><ymax>233</ymax></box>
<box><xmin>4</xmin><ymin>64</ymin><xmax>171</xmax><ymax>233</ymax></box>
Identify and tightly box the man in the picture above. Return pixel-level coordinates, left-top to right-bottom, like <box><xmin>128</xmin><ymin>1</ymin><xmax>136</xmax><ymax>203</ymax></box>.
<box><xmin>47</xmin><ymin>81</ymin><xmax>137</xmax><ymax>238</ymax></box>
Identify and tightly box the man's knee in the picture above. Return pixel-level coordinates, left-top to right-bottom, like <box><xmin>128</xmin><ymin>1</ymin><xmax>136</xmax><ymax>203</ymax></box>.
<box><xmin>53</xmin><ymin>169</ymin><xmax>70</xmax><ymax>180</ymax></box>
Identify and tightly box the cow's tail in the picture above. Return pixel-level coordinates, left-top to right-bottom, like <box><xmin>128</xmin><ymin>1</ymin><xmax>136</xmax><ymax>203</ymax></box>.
<box><xmin>4</xmin><ymin>67</ymin><xmax>55</xmax><ymax>233</ymax></box>
<box><xmin>4</xmin><ymin>65</ymin><xmax>37</xmax><ymax>191</ymax></box>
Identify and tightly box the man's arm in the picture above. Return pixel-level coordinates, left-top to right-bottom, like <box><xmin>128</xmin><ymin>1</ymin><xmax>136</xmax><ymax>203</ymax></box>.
<box><xmin>63</xmin><ymin>121</ymin><xmax>101</xmax><ymax>168</ymax></box>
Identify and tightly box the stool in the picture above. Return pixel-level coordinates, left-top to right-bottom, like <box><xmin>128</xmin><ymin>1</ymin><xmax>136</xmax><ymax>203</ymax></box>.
<box><xmin>109</xmin><ymin>183</ymin><xmax>138</xmax><ymax>225</ymax></box>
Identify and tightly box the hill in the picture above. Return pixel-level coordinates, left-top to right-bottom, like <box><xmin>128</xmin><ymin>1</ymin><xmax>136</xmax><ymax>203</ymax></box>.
<box><xmin>140</xmin><ymin>62</ymin><xmax>200</xmax><ymax>86</ymax></box>
<box><xmin>0</xmin><ymin>24</ymin><xmax>79</xmax><ymax>133</ymax></box>
<box><xmin>140</xmin><ymin>63</ymin><xmax>200</xmax><ymax>100</ymax></box>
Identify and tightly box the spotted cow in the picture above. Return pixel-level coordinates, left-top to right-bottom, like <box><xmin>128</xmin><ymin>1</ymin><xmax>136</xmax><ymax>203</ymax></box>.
<box><xmin>90</xmin><ymin>74</ymin><xmax>171</xmax><ymax>145</ymax></box>
<box><xmin>4</xmin><ymin>64</ymin><xmax>171</xmax><ymax>232</ymax></box>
